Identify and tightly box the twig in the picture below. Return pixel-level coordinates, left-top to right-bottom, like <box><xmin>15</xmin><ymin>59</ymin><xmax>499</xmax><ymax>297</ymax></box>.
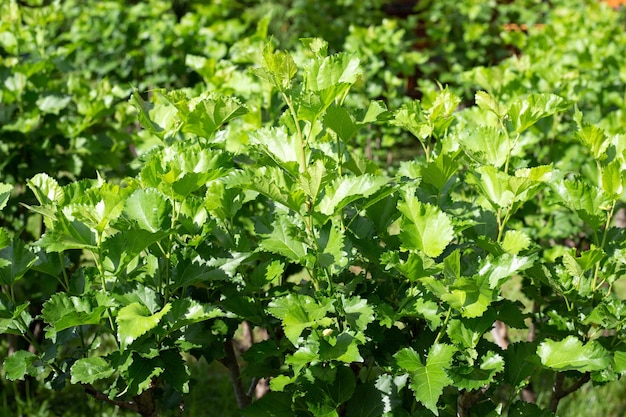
<box><xmin>82</xmin><ymin>384</ymin><xmax>156</xmax><ymax>417</ymax></box>
<box><xmin>549</xmin><ymin>372</ymin><xmax>591</xmax><ymax>413</ymax></box>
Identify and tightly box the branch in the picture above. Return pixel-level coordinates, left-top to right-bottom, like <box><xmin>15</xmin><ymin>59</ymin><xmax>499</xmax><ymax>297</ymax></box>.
<box><xmin>549</xmin><ymin>372</ymin><xmax>591</xmax><ymax>413</ymax></box>
<box><xmin>82</xmin><ymin>384</ymin><xmax>156</xmax><ymax>417</ymax></box>
<box><xmin>220</xmin><ymin>339</ymin><xmax>251</xmax><ymax>409</ymax></box>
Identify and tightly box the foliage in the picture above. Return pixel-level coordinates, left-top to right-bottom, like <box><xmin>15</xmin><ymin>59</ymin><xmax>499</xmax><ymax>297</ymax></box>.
<box><xmin>2</xmin><ymin>1</ymin><xmax>626</xmax><ymax>417</ymax></box>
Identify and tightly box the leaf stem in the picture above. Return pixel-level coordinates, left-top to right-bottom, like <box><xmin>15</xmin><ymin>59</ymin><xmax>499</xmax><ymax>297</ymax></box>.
<box><xmin>281</xmin><ymin>91</ymin><xmax>307</xmax><ymax>174</ymax></box>
<box><xmin>434</xmin><ymin>307</ymin><xmax>452</xmax><ymax>345</ymax></box>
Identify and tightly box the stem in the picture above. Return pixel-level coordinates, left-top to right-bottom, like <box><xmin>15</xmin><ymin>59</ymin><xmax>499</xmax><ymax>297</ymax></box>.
<box><xmin>281</xmin><ymin>91</ymin><xmax>307</xmax><ymax>173</ymax></box>
<box><xmin>434</xmin><ymin>307</ymin><xmax>452</xmax><ymax>345</ymax></box>
<box><xmin>220</xmin><ymin>339</ymin><xmax>251</xmax><ymax>409</ymax></box>
<box><xmin>593</xmin><ymin>201</ymin><xmax>616</xmax><ymax>290</ymax></box>
<box><xmin>549</xmin><ymin>372</ymin><xmax>590</xmax><ymax>413</ymax></box>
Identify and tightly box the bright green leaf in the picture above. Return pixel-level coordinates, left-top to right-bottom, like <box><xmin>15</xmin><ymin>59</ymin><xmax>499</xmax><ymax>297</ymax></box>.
<box><xmin>116</xmin><ymin>302</ymin><xmax>172</xmax><ymax>348</ymax></box>
<box><xmin>70</xmin><ymin>357</ymin><xmax>115</xmax><ymax>384</ymax></box>
<box><xmin>538</xmin><ymin>336</ymin><xmax>611</xmax><ymax>372</ymax></box>
<box><xmin>397</xmin><ymin>193</ymin><xmax>454</xmax><ymax>258</ymax></box>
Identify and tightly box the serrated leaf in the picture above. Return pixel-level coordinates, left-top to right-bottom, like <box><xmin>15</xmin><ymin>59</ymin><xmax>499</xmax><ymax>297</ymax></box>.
<box><xmin>467</xmin><ymin>165</ymin><xmax>514</xmax><ymax>209</ymax></box>
<box><xmin>396</xmin><ymin>344</ymin><xmax>456</xmax><ymax>416</ymax></box>
<box><xmin>259</xmin><ymin>216</ymin><xmax>308</xmax><ymax>263</ymax></box>
<box><xmin>41</xmin><ymin>293</ymin><xmax>108</xmax><ymax>339</ymax></box>
<box><xmin>459</xmin><ymin>125</ymin><xmax>509</xmax><ymax>168</ymax></box>
<box><xmin>397</xmin><ymin>194</ymin><xmax>454</xmax><ymax>258</ymax></box>
<box><xmin>0</xmin><ymin>237</ymin><xmax>37</xmax><ymax>285</ymax></box>
<box><xmin>0</xmin><ymin>183</ymin><xmax>12</xmax><ymax>211</ymax></box>
<box><xmin>183</xmin><ymin>93</ymin><xmax>247</xmax><ymax>138</ymax></box>
<box><xmin>267</xmin><ymin>294</ymin><xmax>332</xmax><ymax>345</ymax></box>
<box><xmin>249</xmin><ymin>126</ymin><xmax>300</xmax><ymax>167</ymax></box>
<box><xmin>3</xmin><ymin>350</ymin><xmax>39</xmax><ymax>381</ymax></box>
<box><xmin>124</xmin><ymin>188</ymin><xmax>172</xmax><ymax>233</ymax></box>
<box><xmin>70</xmin><ymin>357</ymin><xmax>115</xmax><ymax>384</ymax></box>
<box><xmin>451</xmin><ymin>351</ymin><xmax>504</xmax><ymax>390</ymax></box>
<box><xmin>325</xmin><ymin>104</ymin><xmax>358</xmax><ymax>141</ymax></box>
<box><xmin>126</xmin><ymin>356</ymin><xmax>164</xmax><ymax>396</ymax></box>
<box><xmin>27</xmin><ymin>173</ymin><xmax>63</xmax><ymax>206</ymax></box>
<box><xmin>318</xmin><ymin>175</ymin><xmax>388</xmax><ymax>216</ymax></box>
<box><xmin>601</xmin><ymin>159</ymin><xmax>624</xmax><ymax>197</ymax></box>
<box><xmin>508</xmin><ymin>93</ymin><xmax>569</xmax><ymax>133</ymax></box>
<box><xmin>342</xmin><ymin>296</ymin><xmax>374</xmax><ymax>334</ymax></box>
<box><xmin>303</xmin><ymin>366</ymin><xmax>356</xmax><ymax>417</ymax></box>
<box><xmin>502</xmin><ymin>230</ymin><xmax>531</xmax><ymax>255</ymax></box>
<box><xmin>441</xmin><ymin>276</ymin><xmax>493</xmax><ymax>318</ymax></box>
<box><xmin>576</xmin><ymin>122</ymin><xmax>609</xmax><ymax>160</ymax></box>
<box><xmin>553</xmin><ymin>180</ymin><xmax>609</xmax><ymax>229</ymax></box>
<box><xmin>475</xmin><ymin>91</ymin><xmax>506</xmax><ymax>118</ymax></box>
<box><xmin>478</xmin><ymin>253</ymin><xmax>536</xmax><ymax>288</ymax></box>
<box><xmin>116</xmin><ymin>302</ymin><xmax>172</xmax><ymax>348</ymax></box>
<box><xmin>538</xmin><ymin>336</ymin><xmax>611</xmax><ymax>372</ymax></box>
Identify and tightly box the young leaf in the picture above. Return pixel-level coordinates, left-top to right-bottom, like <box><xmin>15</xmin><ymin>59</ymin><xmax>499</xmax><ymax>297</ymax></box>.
<box><xmin>259</xmin><ymin>216</ymin><xmax>308</xmax><ymax>263</ymax></box>
<box><xmin>317</xmin><ymin>174</ymin><xmax>388</xmax><ymax>216</ymax></box>
<box><xmin>3</xmin><ymin>350</ymin><xmax>39</xmax><ymax>381</ymax></box>
<box><xmin>267</xmin><ymin>294</ymin><xmax>332</xmax><ymax>345</ymax></box>
<box><xmin>397</xmin><ymin>193</ymin><xmax>454</xmax><ymax>258</ymax></box>
<box><xmin>508</xmin><ymin>93</ymin><xmax>569</xmax><ymax>133</ymax></box>
<box><xmin>0</xmin><ymin>183</ymin><xmax>12</xmax><ymax>211</ymax></box>
<box><xmin>459</xmin><ymin>126</ymin><xmax>509</xmax><ymax>168</ymax></box>
<box><xmin>116</xmin><ymin>302</ymin><xmax>172</xmax><ymax>348</ymax></box>
<box><xmin>70</xmin><ymin>357</ymin><xmax>115</xmax><ymax>384</ymax></box>
<box><xmin>124</xmin><ymin>188</ymin><xmax>172</xmax><ymax>233</ymax></box>
<box><xmin>395</xmin><ymin>344</ymin><xmax>456</xmax><ymax>416</ymax></box>
<box><xmin>183</xmin><ymin>93</ymin><xmax>247</xmax><ymax>138</ymax></box>
<box><xmin>502</xmin><ymin>230</ymin><xmax>531</xmax><ymax>255</ymax></box>
<box><xmin>537</xmin><ymin>336</ymin><xmax>611</xmax><ymax>372</ymax></box>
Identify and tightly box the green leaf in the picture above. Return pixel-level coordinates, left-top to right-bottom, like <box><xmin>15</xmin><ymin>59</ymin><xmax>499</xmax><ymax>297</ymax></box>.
<box><xmin>27</xmin><ymin>173</ymin><xmax>63</xmax><ymax>206</ymax></box>
<box><xmin>303</xmin><ymin>366</ymin><xmax>356</xmax><ymax>417</ymax></box>
<box><xmin>0</xmin><ymin>183</ymin><xmax>12</xmax><ymax>211</ymax></box>
<box><xmin>3</xmin><ymin>350</ymin><xmax>39</xmax><ymax>381</ymax></box>
<box><xmin>508</xmin><ymin>93</ymin><xmax>569</xmax><ymax>133</ymax></box>
<box><xmin>553</xmin><ymin>179</ymin><xmax>609</xmax><ymax>229</ymax></box>
<box><xmin>183</xmin><ymin>93</ymin><xmax>248</xmax><ymax>138</ymax></box>
<box><xmin>538</xmin><ymin>336</ymin><xmax>611</xmax><ymax>372</ymax></box>
<box><xmin>36</xmin><ymin>94</ymin><xmax>71</xmax><ymax>115</ymax></box>
<box><xmin>474</xmin><ymin>91</ymin><xmax>506</xmax><ymax>118</ymax></box>
<box><xmin>254</xmin><ymin>45</ymin><xmax>298</xmax><ymax>91</ymax></box>
<box><xmin>396</xmin><ymin>344</ymin><xmax>456</xmax><ymax>416</ymax></box>
<box><xmin>0</xmin><ymin>238</ymin><xmax>37</xmax><ymax>285</ymax></box>
<box><xmin>317</xmin><ymin>174</ymin><xmax>388</xmax><ymax>216</ymax></box>
<box><xmin>41</xmin><ymin>293</ymin><xmax>108</xmax><ymax>339</ymax></box>
<box><xmin>459</xmin><ymin>126</ymin><xmax>509</xmax><ymax>168</ymax></box>
<box><xmin>441</xmin><ymin>276</ymin><xmax>493</xmax><ymax>318</ymax></box>
<box><xmin>241</xmin><ymin>392</ymin><xmax>294</xmax><ymax>417</ymax></box>
<box><xmin>576</xmin><ymin>121</ymin><xmax>609</xmax><ymax>161</ymax></box>
<box><xmin>124</xmin><ymin>188</ymin><xmax>172</xmax><ymax>233</ymax></box>
<box><xmin>70</xmin><ymin>357</ymin><xmax>115</xmax><ymax>384</ymax></box>
<box><xmin>267</xmin><ymin>294</ymin><xmax>332</xmax><ymax>345</ymax></box>
<box><xmin>397</xmin><ymin>193</ymin><xmax>454</xmax><ymax>258</ymax></box>
<box><xmin>451</xmin><ymin>351</ymin><xmax>504</xmax><ymax>391</ymax></box>
<box><xmin>325</xmin><ymin>104</ymin><xmax>358</xmax><ymax>141</ymax></box>
<box><xmin>467</xmin><ymin>165</ymin><xmax>514</xmax><ymax>209</ymax></box>
<box><xmin>345</xmin><ymin>382</ymin><xmax>387</xmax><ymax>417</ymax></box>
<box><xmin>259</xmin><ymin>216</ymin><xmax>308</xmax><ymax>263</ymax></box>
<box><xmin>502</xmin><ymin>230</ymin><xmax>531</xmax><ymax>255</ymax></box>
<box><xmin>116</xmin><ymin>302</ymin><xmax>172</xmax><ymax>348</ymax></box>
<box><xmin>479</xmin><ymin>253</ymin><xmax>536</xmax><ymax>289</ymax></box>
<box><xmin>126</xmin><ymin>356</ymin><xmax>164</xmax><ymax>396</ymax></box>
<box><xmin>601</xmin><ymin>159</ymin><xmax>624</xmax><ymax>197</ymax></box>
<box><xmin>249</xmin><ymin>126</ymin><xmax>300</xmax><ymax>168</ymax></box>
